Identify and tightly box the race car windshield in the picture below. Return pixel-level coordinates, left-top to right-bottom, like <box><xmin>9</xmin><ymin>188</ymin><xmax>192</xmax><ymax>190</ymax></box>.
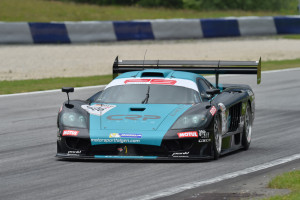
<box><xmin>96</xmin><ymin>84</ymin><xmax>200</xmax><ymax>104</ymax></box>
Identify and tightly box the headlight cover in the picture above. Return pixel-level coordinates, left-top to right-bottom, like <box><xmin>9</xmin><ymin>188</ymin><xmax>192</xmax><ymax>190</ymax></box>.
<box><xmin>171</xmin><ymin>113</ymin><xmax>207</xmax><ymax>129</ymax></box>
<box><xmin>60</xmin><ymin>112</ymin><xmax>87</xmax><ymax>128</ymax></box>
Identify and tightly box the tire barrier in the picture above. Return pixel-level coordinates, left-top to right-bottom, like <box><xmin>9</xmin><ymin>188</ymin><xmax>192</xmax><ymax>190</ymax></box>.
<box><xmin>0</xmin><ymin>16</ymin><xmax>299</xmax><ymax>44</ymax></box>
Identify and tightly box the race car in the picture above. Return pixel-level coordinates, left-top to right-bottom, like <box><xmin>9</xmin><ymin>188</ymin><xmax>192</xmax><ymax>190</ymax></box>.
<box><xmin>56</xmin><ymin>57</ymin><xmax>261</xmax><ymax>160</ymax></box>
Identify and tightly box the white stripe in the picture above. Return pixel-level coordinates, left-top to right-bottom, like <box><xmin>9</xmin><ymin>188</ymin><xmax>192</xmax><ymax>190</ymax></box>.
<box><xmin>105</xmin><ymin>78</ymin><xmax>199</xmax><ymax>92</ymax></box>
<box><xmin>128</xmin><ymin>153</ymin><xmax>300</xmax><ymax>200</ymax></box>
<box><xmin>1</xmin><ymin>67</ymin><xmax>300</xmax><ymax>98</ymax></box>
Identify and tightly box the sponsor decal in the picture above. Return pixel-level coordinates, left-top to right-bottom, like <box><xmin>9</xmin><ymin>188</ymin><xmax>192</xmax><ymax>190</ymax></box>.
<box><xmin>177</xmin><ymin>131</ymin><xmax>198</xmax><ymax>138</ymax></box>
<box><xmin>107</xmin><ymin>115</ymin><xmax>160</xmax><ymax>121</ymax></box>
<box><xmin>210</xmin><ymin>106</ymin><xmax>217</xmax><ymax>116</ymax></box>
<box><xmin>172</xmin><ymin>152</ymin><xmax>190</xmax><ymax>158</ymax></box>
<box><xmin>109</xmin><ymin>133</ymin><xmax>142</xmax><ymax>139</ymax></box>
<box><xmin>68</xmin><ymin>150</ymin><xmax>81</xmax><ymax>154</ymax></box>
<box><xmin>124</xmin><ymin>79</ymin><xmax>177</xmax><ymax>85</ymax></box>
<box><xmin>91</xmin><ymin>138</ymin><xmax>141</xmax><ymax>144</ymax></box>
<box><xmin>198</xmin><ymin>139</ymin><xmax>211</xmax><ymax>143</ymax></box>
<box><xmin>62</xmin><ymin>130</ymin><xmax>79</xmax><ymax>136</ymax></box>
<box><xmin>81</xmin><ymin>104</ymin><xmax>116</xmax><ymax>116</ymax></box>
<box><xmin>199</xmin><ymin>130</ymin><xmax>209</xmax><ymax>138</ymax></box>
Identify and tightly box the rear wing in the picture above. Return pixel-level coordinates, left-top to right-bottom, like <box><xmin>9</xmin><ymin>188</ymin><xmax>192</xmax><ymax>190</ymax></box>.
<box><xmin>112</xmin><ymin>56</ymin><xmax>261</xmax><ymax>87</ymax></box>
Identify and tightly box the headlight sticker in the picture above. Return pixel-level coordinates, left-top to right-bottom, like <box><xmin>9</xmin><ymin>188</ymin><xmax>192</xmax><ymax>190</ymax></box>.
<box><xmin>81</xmin><ymin>104</ymin><xmax>116</xmax><ymax>116</ymax></box>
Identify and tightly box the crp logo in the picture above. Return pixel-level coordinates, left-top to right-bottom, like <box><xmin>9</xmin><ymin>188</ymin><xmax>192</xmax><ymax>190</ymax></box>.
<box><xmin>107</xmin><ymin>115</ymin><xmax>160</xmax><ymax>121</ymax></box>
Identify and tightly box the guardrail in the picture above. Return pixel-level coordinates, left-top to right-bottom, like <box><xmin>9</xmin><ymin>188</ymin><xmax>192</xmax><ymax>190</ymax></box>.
<box><xmin>1</xmin><ymin>16</ymin><xmax>300</xmax><ymax>44</ymax></box>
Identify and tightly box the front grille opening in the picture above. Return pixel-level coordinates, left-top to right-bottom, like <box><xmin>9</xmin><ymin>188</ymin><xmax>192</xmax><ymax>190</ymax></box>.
<box><xmin>65</xmin><ymin>137</ymin><xmax>90</xmax><ymax>150</ymax></box>
<box><xmin>163</xmin><ymin>140</ymin><xmax>194</xmax><ymax>152</ymax></box>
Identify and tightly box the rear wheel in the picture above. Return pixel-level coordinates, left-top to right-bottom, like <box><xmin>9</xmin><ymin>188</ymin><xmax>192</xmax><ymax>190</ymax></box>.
<box><xmin>242</xmin><ymin>103</ymin><xmax>252</xmax><ymax>150</ymax></box>
<box><xmin>213</xmin><ymin>115</ymin><xmax>222</xmax><ymax>160</ymax></box>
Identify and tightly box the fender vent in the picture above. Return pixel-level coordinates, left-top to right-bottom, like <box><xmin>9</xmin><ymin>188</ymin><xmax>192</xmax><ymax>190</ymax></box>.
<box><xmin>229</xmin><ymin>103</ymin><xmax>242</xmax><ymax>132</ymax></box>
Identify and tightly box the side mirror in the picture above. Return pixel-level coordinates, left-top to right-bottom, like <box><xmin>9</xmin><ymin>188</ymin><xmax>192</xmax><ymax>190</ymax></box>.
<box><xmin>206</xmin><ymin>89</ymin><xmax>220</xmax><ymax>96</ymax></box>
<box><xmin>62</xmin><ymin>87</ymin><xmax>74</xmax><ymax>93</ymax></box>
<box><xmin>62</xmin><ymin>87</ymin><xmax>74</xmax><ymax>106</ymax></box>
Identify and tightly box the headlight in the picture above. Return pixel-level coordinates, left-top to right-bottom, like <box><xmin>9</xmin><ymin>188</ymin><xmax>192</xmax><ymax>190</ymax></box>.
<box><xmin>61</xmin><ymin>112</ymin><xmax>87</xmax><ymax>128</ymax></box>
<box><xmin>171</xmin><ymin>114</ymin><xmax>207</xmax><ymax>129</ymax></box>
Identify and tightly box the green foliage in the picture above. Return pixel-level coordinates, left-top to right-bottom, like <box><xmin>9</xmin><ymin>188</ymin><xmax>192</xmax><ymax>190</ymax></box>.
<box><xmin>58</xmin><ymin>0</ymin><xmax>298</xmax><ymax>11</ymax></box>
<box><xmin>138</xmin><ymin>0</ymin><xmax>183</xmax><ymax>8</ymax></box>
<box><xmin>183</xmin><ymin>0</ymin><xmax>293</xmax><ymax>11</ymax></box>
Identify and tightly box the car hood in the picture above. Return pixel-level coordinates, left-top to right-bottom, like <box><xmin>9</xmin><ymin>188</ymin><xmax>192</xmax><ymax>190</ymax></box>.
<box><xmin>83</xmin><ymin>103</ymin><xmax>192</xmax><ymax>146</ymax></box>
<box><xmin>84</xmin><ymin>103</ymin><xmax>192</xmax><ymax>131</ymax></box>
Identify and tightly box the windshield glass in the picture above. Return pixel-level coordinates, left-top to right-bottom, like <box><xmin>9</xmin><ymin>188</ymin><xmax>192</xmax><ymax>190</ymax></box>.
<box><xmin>96</xmin><ymin>85</ymin><xmax>200</xmax><ymax>104</ymax></box>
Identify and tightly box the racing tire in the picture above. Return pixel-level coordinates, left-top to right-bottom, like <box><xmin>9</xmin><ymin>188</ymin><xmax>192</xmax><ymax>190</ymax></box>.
<box><xmin>242</xmin><ymin>103</ymin><xmax>252</xmax><ymax>150</ymax></box>
<box><xmin>213</xmin><ymin>114</ymin><xmax>222</xmax><ymax>160</ymax></box>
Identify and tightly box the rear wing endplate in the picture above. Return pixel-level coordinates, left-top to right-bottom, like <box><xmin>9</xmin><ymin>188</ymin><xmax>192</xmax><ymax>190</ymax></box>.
<box><xmin>112</xmin><ymin>56</ymin><xmax>261</xmax><ymax>87</ymax></box>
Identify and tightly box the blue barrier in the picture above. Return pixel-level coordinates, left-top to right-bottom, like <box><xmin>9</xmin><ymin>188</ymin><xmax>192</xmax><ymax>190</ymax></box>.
<box><xmin>29</xmin><ymin>23</ymin><xmax>70</xmax><ymax>43</ymax></box>
<box><xmin>274</xmin><ymin>16</ymin><xmax>300</xmax><ymax>34</ymax></box>
<box><xmin>113</xmin><ymin>21</ymin><xmax>154</xmax><ymax>40</ymax></box>
<box><xmin>201</xmin><ymin>19</ymin><xmax>240</xmax><ymax>38</ymax></box>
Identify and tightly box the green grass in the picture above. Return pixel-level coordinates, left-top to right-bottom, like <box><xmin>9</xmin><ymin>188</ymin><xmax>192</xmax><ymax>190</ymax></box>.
<box><xmin>264</xmin><ymin>170</ymin><xmax>300</xmax><ymax>200</ymax></box>
<box><xmin>281</xmin><ymin>34</ymin><xmax>300</xmax><ymax>40</ymax></box>
<box><xmin>1</xmin><ymin>58</ymin><xmax>300</xmax><ymax>95</ymax></box>
<box><xmin>0</xmin><ymin>0</ymin><xmax>298</xmax><ymax>22</ymax></box>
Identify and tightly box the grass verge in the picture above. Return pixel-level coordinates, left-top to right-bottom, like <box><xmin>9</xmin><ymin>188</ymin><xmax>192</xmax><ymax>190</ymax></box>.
<box><xmin>264</xmin><ymin>170</ymin><xmax>300</xmax><ymax>200</ymax></box>
<box><xmin>0</xmin><ymin>75</ymin><xmax>112</xmax><ymax>95</ymax></box>
<box><xmin>0</xmin><ymin>58</ymin><xmax>300</xmax><ymax>95</ymax></box>
<box><xmin>0</xmin><ymin>0</ymin><xmax>298</xmax><ymax>22</ymax></box>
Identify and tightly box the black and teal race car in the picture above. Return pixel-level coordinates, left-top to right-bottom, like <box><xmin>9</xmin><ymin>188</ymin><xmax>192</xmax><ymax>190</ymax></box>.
<box><xmin>56</xmin><ymin>57</ymin><xmax>261</xmax><ymax>160</ymax></box>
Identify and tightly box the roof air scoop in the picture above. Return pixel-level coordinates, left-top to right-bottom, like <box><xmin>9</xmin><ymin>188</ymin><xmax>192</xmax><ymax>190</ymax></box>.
<box><xmin>141</xmin><ymin>72</ymin><xmax>164</xmax><ymax>78</ymax></box>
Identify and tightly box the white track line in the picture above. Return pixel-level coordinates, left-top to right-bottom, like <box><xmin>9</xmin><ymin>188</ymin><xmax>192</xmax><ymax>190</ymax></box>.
<box><xmin>128</xmin><ymin>153</ymin><xmax>300</xmax><ymax>200</ymax></box>
<box><xmin>1</xmin><ymin>67</ymin><xmax>300</xmax><ymax>98</ymax></box>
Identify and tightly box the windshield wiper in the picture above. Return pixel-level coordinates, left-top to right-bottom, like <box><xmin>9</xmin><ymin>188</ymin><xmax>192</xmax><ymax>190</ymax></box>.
<box><xmin>141</xmin><ymin>85</ymin><xmax>150</xmax><ymax>104</ymax></box>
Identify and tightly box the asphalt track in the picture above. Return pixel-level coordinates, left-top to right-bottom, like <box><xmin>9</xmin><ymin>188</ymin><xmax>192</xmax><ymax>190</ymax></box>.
<box><xmin>1</xmin><ymin>69</ymin><xmax>300</xmax><ymax>200</ymax></box>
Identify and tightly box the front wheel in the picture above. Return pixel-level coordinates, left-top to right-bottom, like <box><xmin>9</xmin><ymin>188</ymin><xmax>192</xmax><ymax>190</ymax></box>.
<box><xmin>213</xmin><ymin>115</ymin><xmax>222</xmax><ymax>160</ymax></box>
<box><xmin>242</xmin><ymin>103</ymin><xmax>252</xmax><ymax>150</ymax></box>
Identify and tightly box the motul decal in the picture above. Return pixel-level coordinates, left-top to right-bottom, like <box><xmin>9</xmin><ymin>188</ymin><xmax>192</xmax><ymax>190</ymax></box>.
<box><xmin>210</xmin><ymin>106</ymin><xmax>217</xmax><ymax>116</ymax></box>
<box><xmin>62</xmin><ymin>130</ymin><xmax>79</xmax><ymax>136</ymax></box>
<box><xmin>177</xmin><ymin>131</ymin><xmax>198</xmax><ymax>138</ymax></box>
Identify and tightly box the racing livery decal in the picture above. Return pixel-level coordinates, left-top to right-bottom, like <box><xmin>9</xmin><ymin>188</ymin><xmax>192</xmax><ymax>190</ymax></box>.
<box><xmin>210</xmin><ymin>106</ymin><xmax>217</xmax><ymax>116</ymax></box>
<box><xmin>62</xmin><ymin>130</ymin><xmax>79</xmax><ymax>136</ymax></box>
<box><xmin>81</xmin><ymin>104</ymin><xmax>116</xmax><ymax>116</ymax></box>
<box><xmin>177</xmin><ymin>131</ymin><xmax>198</xmax><ymax>138</ymax></box>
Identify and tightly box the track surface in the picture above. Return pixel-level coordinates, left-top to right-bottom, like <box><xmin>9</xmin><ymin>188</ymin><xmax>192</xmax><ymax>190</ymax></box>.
<box><xmin>1</xmin><ymin>69</ymin><xmax>300</xmax><ymax>200</ymax></box>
